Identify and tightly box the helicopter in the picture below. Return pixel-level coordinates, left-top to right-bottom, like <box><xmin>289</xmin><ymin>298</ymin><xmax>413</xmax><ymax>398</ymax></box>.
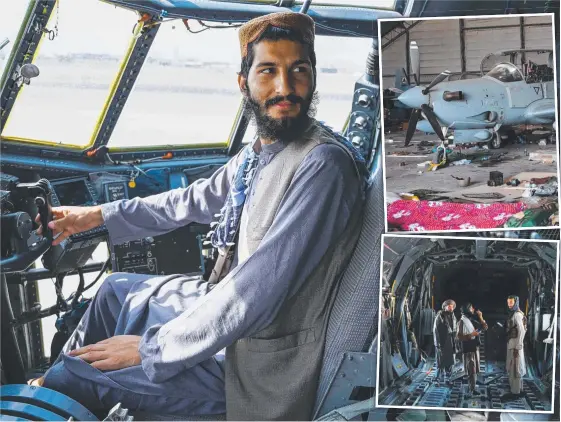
<box><xmin>393</xmin><ymin>43</ymin><xmax>556</xmax><ymax>149</ymax></box>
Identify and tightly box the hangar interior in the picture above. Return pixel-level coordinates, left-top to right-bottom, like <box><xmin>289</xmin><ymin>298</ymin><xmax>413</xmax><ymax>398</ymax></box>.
<box><xmin>381</xmin><ymin>16</ymin><xmax>559</xmax><ymax>232</ymax></box>
<box><xmin>376</xmin><ymin>237</ymin><xmax>558</xmax><ymax>415</ymax></box>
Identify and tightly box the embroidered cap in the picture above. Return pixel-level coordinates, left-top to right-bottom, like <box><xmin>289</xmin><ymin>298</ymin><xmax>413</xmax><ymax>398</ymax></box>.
<box><xmin>238</xmin><ymin>12</ymin><xmax>315</xmax><ymax>58</ymax></box>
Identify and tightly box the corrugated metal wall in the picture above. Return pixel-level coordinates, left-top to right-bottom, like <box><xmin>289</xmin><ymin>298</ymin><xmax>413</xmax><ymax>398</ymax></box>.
<box><xmin>381</xmin><ymin>14</ymin><xmax>554</xmax><ymax>88</ymax></box>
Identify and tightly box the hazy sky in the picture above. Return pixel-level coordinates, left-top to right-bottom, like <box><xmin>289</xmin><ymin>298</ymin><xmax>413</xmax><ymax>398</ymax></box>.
<box><xmin>0</xmin><ymin>0</ymin><xmax>393</xmax><ymax>66</ymax></box>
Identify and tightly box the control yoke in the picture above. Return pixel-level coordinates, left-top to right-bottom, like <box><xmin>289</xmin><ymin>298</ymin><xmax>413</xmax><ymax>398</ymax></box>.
<box><xmin>0</xmin><ymin>179</ymin><xmax>54</xmax><ymax>273</ymax></box>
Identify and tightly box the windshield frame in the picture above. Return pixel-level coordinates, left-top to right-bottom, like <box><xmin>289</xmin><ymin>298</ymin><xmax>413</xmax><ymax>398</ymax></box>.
<box><xmin>0</xmin><ymin>0</ymin><xmax>385</xmax><ymax>155</ymax></box>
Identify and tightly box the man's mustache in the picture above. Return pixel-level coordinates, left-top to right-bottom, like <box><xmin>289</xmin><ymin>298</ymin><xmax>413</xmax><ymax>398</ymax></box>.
<box><xmin>264</xmin><ymin>94</ymin><xmax>304</xmax><ymax>108</ymax></box>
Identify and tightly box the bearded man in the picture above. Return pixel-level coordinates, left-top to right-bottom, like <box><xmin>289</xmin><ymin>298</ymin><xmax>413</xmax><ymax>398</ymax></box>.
<box><xmin>501</xmin><ymin>295</ymin><xmax>527</xmax><ymax>401</ymax></box>
<box><xmin>433</xmin><ymin>299</ymin><xmax>457</xmax><ymax>383</ymax></box>
<box><xmin>29</xmin><ymin>11</ymin><xmax>368</xmax><ymax>421</ymax></box>
<box><xmin>457</xmin><ymin>302</ymin><xmax>488</xmax><ymax>397</ymax></box>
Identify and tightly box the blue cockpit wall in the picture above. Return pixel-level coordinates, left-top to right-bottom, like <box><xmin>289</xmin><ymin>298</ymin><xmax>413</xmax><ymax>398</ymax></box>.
<box><xmin>0</xmin><ymin>0</ymin><xmax>406</xmax><ymax>183</ymax></box>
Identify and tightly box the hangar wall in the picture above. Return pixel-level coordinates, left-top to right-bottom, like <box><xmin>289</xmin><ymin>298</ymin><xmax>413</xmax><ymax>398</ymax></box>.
<box><xmin>381</xmin><ymin>14</ymin><xmax>554</xmax><ymax>89</ymax></box>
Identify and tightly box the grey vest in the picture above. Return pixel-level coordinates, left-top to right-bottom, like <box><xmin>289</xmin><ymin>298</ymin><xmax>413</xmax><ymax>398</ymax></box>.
<box><xmin>225</xmin><ymin>123</ymin><xmax>365</xmax><ymax>420</ymax></box>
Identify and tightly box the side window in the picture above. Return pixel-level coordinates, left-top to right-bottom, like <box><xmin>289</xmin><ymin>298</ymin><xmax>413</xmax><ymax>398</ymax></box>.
<box><xmin>0</xmin><ymin>1</ymin><xmax>31</xmax><ymax>77</ymax></box>
<box><xmin>1</xmin><ymin>0</ymin><xmax>136</xmax><ymax>145</ymax></box>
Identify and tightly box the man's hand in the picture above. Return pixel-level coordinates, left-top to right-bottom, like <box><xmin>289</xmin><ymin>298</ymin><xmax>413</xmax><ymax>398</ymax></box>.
<box><xmin>472</xmin><ymin>330</ymin><xmax>480</xmax><ymax>337</ymax></box>
<box><xmin>36</xmin><ymin>205</ymin><xmax>104</xmax><ymax>246</ymax></box>
<box><xmin>475</xmin><ymin>310</ymin><xmax>483</xmax><ymax>318</ymax></box>
<box><xmin>69</xmin><ymin>335</ymin><xmax>141</xmax><ymax>371</ymax></box>
<box><xmin>513</xmin><ymin>349</ymin><xmax>519</xmax><ymax>358</ymax></box>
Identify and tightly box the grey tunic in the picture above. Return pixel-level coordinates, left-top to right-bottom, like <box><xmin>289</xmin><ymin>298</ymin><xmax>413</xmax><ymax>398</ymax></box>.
<box><xmin>506</xmin><ymin>311</ymin><xmax>527</xmax><ymax>393</ymax></box>
<box><xmin>42</xmin><ymin>139</ymin><xmax>360</xmax><ymax>416</ymax></box>
<box><xmin>433</xmin><ymin>310</ymin><xmax>457</xmax><ymax>370</ymax></box>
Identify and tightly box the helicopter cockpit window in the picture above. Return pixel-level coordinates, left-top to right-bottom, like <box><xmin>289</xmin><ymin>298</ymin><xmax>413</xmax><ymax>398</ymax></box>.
<box><xmin>486</xmin><ymin>63</ymin><xmax>524</xmax><ymax>83</ymax></box>
<box><xmin>1</xmin><ymin>0</ymin><xmax>135</xmax><ymax>146</ymax></box>
<box><xmin>0</xmin><ymin>1</ymin><xmax>31</xmax><ymax>77</ymax></box>
<box><xmin>242</xmin><ymin>35</ymin><xmax>373</xmax><ymax>143</ymax></box>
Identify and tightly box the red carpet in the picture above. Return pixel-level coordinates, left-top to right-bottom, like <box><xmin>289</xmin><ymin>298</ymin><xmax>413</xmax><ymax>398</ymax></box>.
<box><xmin>387</xmin><ymin>200</ymin><xmax>526</xmax><ymax>231</ymax></box>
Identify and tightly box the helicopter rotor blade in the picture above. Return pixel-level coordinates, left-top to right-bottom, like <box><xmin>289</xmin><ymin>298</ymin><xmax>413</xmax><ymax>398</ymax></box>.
<box><xmin>404</xmin><ymin>108</ymin><xmax>421</xmax><ymax>146</ymax></box>
<box><xmin>422</xmin><ymin>70</ymin><xmax>451</xmax><ymax>94</ymax></box>
<box><xmin>420</xmin><ymin>104</ymin><xmax>445</xmax><ymax>141</ymax></box>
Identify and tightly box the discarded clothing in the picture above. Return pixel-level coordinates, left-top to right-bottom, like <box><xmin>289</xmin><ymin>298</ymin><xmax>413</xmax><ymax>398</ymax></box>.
<box><xmin>387</xmin><ymin>200</ymin><xmax>526</xmax><ymax>231</ymax></box>
<box><xmin>504</xmin><ymin>204</ymin><xmax>558</xmax><ymax>228</ymax></box>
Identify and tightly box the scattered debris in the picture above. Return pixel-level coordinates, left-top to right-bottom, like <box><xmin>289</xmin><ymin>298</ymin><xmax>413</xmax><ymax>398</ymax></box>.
<box><xmin>399</xmin><ymin>193</ymin><xmax>420</xmax><ymax>201</ymax></box>
<box><xmin>504</xmin><ymin>203</ymin><xmax>559</xmax><ymax>228</ymax></box>
<box><xmin>463</xmin><ymin>192</ymin><xmax>505</xmax><ymax>200</ymax></box>
<box><xmin>487</xmin><ymin>171</ymin><xmax>504</xmax><ymax>187</ymax></box>
<box><xmin>452</xmin><ymin>175</ymin><xmax>471</xmax><ymax>187</ymax></box>
<box><xmin>387</xmin><ymin>153</ymin><xmax>429</xmax><ymax>158</ymax></box>
<box><xmin>451</xmin><ymin>159</ymin><xmax>471</xmax><ymax>166</ymax></box>
<box><xmin>419</xmin><ymin>140</ymin><xmax>435</xmax><ymax>147</ymax></box>
<box><xmin>529</xmin><ymin>152</ymin><xmax>557</xmax><ymax>163</ymax></box>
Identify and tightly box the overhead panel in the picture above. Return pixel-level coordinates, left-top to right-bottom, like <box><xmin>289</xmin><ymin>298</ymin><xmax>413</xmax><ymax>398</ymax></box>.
<box><xmin>408</xmin><ymin>19</ymin><xmax>462</xmax><ymax>83</ymax></box>
<box><xmin>381</xmin><ymin>35</ymin><xmax>406</xmax><ymax>89</ymax></box>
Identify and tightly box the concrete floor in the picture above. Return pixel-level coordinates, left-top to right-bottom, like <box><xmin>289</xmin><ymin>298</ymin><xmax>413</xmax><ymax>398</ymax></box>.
<box><xmin>383</xmin><ymin>131</ymin><xmax>558</xmax><ymax>196</ymax></box>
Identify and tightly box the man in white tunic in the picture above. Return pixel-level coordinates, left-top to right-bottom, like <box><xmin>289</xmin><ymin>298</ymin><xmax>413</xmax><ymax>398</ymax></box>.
<box><xmin>502</xmin><ymin>295</ymin><xmax>527</xmax><ymax>401</ymax></box>
<box><xmin>457</xmin><ymin>302</ymin><xmax>488</xmax><ymax>397</ymax></box>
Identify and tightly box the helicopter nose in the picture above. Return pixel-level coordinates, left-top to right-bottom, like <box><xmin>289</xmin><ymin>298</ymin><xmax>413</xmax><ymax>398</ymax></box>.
<box><xmin>397</xmin><ymin>87</ymin><xmax>429</xmax><ymax>109</ymax></box>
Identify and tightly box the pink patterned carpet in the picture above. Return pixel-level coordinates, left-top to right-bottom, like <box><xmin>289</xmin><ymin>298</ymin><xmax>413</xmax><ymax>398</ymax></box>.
<box><xmin>387</xmin><ymin>200</ymin><xmax>526</xmax><ymax>231</ymax></box>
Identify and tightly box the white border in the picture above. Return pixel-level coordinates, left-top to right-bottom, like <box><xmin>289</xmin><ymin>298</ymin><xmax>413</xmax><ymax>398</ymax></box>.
<box><xmin>374</xmin><ymin>233</ymin><xmax>560</xmax><ymax>414</ymax></box>
<box><xmin>376</xmin><ymin>13</ymin><xmax>560</xmax><ymax>235</ymax></box>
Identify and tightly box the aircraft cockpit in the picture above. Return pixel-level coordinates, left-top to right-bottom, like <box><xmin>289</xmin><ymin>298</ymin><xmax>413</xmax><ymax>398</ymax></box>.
<box><xmin>481</xmin><ymin>49</ymin><xmax>555</xmax><ymax>84</ymax></box>
<box><xmin>485</xmin><ymin>62</ymin><xmax>525</xmax><ymax>83</ymax></box>
<box><xmin>0</xmin><ymin>0</ymin><xmax>398</xmax><ymax>419</ymax></box>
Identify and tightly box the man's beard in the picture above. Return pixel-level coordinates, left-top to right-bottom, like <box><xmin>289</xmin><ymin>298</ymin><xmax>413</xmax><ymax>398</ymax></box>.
<box><xmin>244</xmin><ymin>89</ymin><xmax>319</xmax><ymax>143</ymax></box>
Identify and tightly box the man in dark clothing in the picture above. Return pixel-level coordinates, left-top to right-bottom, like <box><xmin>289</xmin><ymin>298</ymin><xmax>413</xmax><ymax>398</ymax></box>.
<box><xmin>457</xmin><ymin>302</ymin><xmax>488</xmax><ymax>397</ymax></box>
<box><xmin>433</xmin><ymin>299</ymin><xmax>457</xmax><ymax>383</ymax></box>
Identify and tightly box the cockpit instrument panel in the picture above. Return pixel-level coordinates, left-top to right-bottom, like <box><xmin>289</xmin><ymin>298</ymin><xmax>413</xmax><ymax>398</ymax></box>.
<box><xmin>103</xmin><ymin>181</ymin><xmax>129</xmax><ymax>203</ymax></box>
<box><xmin>50</xmin><ymin>177</ymin><xmax>99</xmax><ymax>207</ymax></box>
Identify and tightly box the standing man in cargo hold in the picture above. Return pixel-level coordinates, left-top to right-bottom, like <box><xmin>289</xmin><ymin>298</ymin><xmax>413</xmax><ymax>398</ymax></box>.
<box><xmin>433</xmin><ymin>299</ymin><xmax>458</xmax><ymax>384</ymax></box>
<box><xmin>29</xmin><ymin>11</ymin><xmax>369</xmax><ymax>421</ymax></box>
<box><xmin>502</xmin><ymin>295</ymin><xmax>527</xmax><ymax>401</ymax></box>
<box><xmin>457</xmin><ymin>302</ymin><xmax>488</xmax><ymax>397</ymax></box>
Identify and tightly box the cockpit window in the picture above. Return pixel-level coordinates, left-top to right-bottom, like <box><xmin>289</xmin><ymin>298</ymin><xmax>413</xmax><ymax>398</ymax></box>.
<box><xmin>1</xmin><ymin>0</ymin><xmax>135</xmax><ymax>146</ymax></box>
<box><xmin>242</xmin><ymin>35</ymin><xmax>372</xmax><ymax>143</ymax></box>
<box><xmin>0</xmin><ymin>1</ymin><xmax>31</xmax><ymax>78</ymax></box>
<box><xmin>108</xmin><ymin>21</ymin><xmax>242</xmax><ymax>148</ymax></box>
<box><xmin>486</xmin><ymin>63</ymin><xmax>524</xmax><ymax>83</ymax></box>
<box><xmin>110</xmin><ymin>22</ymin><xmax>372</xmax><ymax>148</ymax></box>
